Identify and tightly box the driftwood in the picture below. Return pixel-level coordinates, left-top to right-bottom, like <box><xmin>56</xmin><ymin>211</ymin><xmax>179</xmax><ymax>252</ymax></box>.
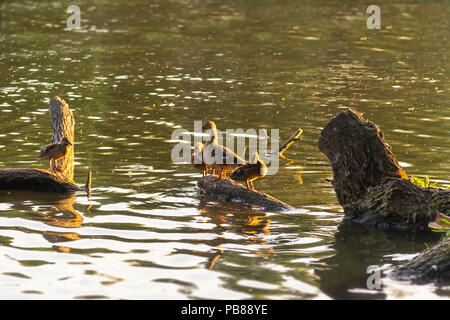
<box><xmin>197</xmin><ymin>175</ymin><xmax>293</xmax><ymax>211</ymax></box>
<box><xmin>0</xmin><ymin>96</ymin><xmax>89</xmax><ymax>193</ymax></box>
<box><xmin>318</xmin><ymin>108</ymin><xmax>450</xmax><ymax>231</ymax></box>
<box><xmin>197</xmin><ymin>129</ymin><xmax>302</xmax><ymax>211</ymax></box>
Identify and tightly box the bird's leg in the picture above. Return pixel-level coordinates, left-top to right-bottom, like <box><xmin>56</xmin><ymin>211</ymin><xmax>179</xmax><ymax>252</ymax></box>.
<box><xmin>246</xmin><ymin>180</ymin><xmax>250</xmax><ymax>189</ymax></box>
<box><xmin>219</xmin><ymin>169</ymin><xmax>224</xmax><ymax>179</ymax></box>
<box><xmin>250</xmin><ymin>181</ymin><xmax>254</xmax><ymax>190</ymax></box>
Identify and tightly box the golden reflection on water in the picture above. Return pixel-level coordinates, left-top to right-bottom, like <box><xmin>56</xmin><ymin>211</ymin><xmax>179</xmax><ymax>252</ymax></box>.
<box><xmin>0</xmin><ymin>191</ymin><xmax>85</xmax><ymax>245</ymax></box>
<box><xmin>197</xmin><ymin>197</ymin><xmax>271</xmax><ymax>270</ymax></box>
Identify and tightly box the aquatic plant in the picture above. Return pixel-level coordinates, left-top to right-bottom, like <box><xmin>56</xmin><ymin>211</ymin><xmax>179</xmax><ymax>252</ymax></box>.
<box><xmin>410</xmin><ymin>176</ymin><xmax>449</xmax><ymax>190</ymax></box>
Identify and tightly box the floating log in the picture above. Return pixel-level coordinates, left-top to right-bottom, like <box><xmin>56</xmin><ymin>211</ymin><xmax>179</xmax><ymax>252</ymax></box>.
<box><xmin>197</xmin><ymin>175</ymin><xmax>293</xmax><ymax>211</ymax></box>
<box><xmin>0</xmin><ymin>96</ymin><xmax>88</xmax><ymax>193</ymax></box>
<box><xmin>318</xmin><ymin>108</ymin><xmax>450</xmax><ymax>231</ymax></box>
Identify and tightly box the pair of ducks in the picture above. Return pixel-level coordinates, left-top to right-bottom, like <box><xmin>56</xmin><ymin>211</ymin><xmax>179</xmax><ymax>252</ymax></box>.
<box><xmin>191</xmin><ymin>121</ymin><xmax>267</xmax><ymax>191</ymax></box>
<box><xmin>37</xmin><ymin>137</ymin><xmax>72</xmax><ymax>163</ymax></box>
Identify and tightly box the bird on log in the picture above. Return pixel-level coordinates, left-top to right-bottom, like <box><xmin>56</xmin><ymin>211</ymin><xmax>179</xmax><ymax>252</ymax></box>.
<box><xmin>202</xmin><ymin>120</ymin><xmax>245</xmax><ymax>179</ymax></box>
<box><xmin>230</xmin><ymin>152</ymin><xmax>267</xmax><ymax>191</ymax></box>
<box><xmin>191</xmin><ymin>142</ymin><xmax>208</xmax><ymax>177</ymax></box>
<box><xmin>38</xmin><ymin>137</ymin><xmax>73</xmax><ymax>164</ymax></box>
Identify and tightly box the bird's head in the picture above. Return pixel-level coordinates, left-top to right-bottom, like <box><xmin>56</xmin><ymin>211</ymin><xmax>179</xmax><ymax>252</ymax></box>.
<box><xmin>61</xmin><ymin>137</ymin><xmax>73</xmax><ymax>146</ymax></box>
<box><xmin>202</xmin><ymin>121</ymin><xmax>216</xmax><ymax>131</ymax></box>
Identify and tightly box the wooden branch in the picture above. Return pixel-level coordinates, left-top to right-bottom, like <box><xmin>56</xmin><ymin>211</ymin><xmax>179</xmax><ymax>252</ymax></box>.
<box><xmin>278</xmin><ymin>128</ymin><xmax>303</xmax><ymax>154</ymax></box>
<box><xmin>197</xmin><ymin>175</ymin><xmax>293</xmax><ymax>211</ymax></box>
<box><xmin>0</xmin><ymin>96</ymin><xmax>86</xmax><ymax>193</ymax></box>
<box><xmin>318</xmin><ymin>108</ymin><xmax>449</xmax><ymax>230</ymax></box>
<box><xmin>265</xmin><ymin>128</ymin><xmax>303</xmax><ymax>156</ymax></box>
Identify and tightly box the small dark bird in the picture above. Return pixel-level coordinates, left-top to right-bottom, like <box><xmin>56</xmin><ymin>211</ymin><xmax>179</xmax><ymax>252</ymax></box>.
<box><xmin>37</xmin><ymin>137</ymin><xmax>72</xmax><ymax>162</ymax></box>
<box><xmin>230</xmin><ymin>152</ymin><xmax>267</xmax><ymax>191</ymax></box>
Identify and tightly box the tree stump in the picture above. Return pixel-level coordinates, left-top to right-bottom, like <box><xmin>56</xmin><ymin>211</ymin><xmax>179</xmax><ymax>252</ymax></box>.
<box><xmin>318</xmin><ymin>108</ymin><xmax>450</xmax><ymax>231</ymax></box>
<box><xmin>0</xmin><ymin>96</ymin><xmax>88</xmax><ymax>193</ymax></box>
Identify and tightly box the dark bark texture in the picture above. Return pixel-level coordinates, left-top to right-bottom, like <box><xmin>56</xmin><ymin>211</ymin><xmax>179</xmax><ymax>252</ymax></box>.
<box><xmin>390</xmin><ymin>237</ymin><xmax>450</xmax><ymax>283</ymax></box>
<box><xmin>197</xmin><ymin>175</ymin><xmax>293</xmax><ymax>211</ymax></box>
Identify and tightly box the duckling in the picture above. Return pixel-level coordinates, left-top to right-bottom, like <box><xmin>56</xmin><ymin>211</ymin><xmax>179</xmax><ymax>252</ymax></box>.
<box><xmin>191</xmin><ymin>142</ymin><xmax>208</xmax><ymax>176</ymax></box>
<box><xmin>37</xmin><ymin>137</ymin><xmax>73</xmax><ymax>163</ymax></box>
<box><xmin>230</xmin><ymin>152</ymin><xmax>267</xmax><ymax>191</ymax></box>
<box><xmin>202</xmin><ymin>120</ymin><xmax>245</xmax><ymax>179</ymax></box>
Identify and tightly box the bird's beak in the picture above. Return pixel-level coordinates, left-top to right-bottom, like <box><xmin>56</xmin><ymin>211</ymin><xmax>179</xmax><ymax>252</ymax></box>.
<box><xmin>68</xmin><ymin>141</ymin><xmax>73</xmax><ymax>146</ymax></box>
<box><xmin>201</xmin><ymin>123</ymin><xmax>208</xmax><ymax>130</ymax></box>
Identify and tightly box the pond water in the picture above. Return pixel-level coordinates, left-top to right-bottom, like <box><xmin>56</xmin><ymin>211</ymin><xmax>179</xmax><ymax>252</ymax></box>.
<box><xmin>0</xmin><ymin>0</ymin><xmax>448</xmax><ymax>299</ymax></box>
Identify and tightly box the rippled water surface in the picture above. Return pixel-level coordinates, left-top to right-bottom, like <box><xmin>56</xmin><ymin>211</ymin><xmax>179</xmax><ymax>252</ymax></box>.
<box><xmin>0</xmin><ymin>0</ymin><xmax>449</xmax><ymax>299</ymax></box>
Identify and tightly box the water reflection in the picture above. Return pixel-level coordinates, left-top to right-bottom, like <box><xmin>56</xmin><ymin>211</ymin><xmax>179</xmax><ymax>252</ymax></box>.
<box><xmin>0</xmin><ymin>191</ymin><xmax>86</xmax><ymax>245</ymax></box>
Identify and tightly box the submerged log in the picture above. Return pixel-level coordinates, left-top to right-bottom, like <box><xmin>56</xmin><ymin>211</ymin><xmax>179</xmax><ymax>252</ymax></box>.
<box><xmin>318</xmin><ymin>108</ymin><xmax>450</xmax><ymax>231</ymax></box>
<box><xmin>197</xmin><ymin>175</ymin><xmax>293</xmax><ymax>211</ymax></box>
<box><xmin>390</xmin><ymin>237</ymin><xmax>450</xmax><ymax>283</ymax></box>
<box><xmin>0</xmin><ymin>96</ymin><xmax>88</xmax><ymax>193</ymax></box>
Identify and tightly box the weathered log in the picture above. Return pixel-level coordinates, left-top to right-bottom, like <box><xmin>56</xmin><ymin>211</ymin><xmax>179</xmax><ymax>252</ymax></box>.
<box><xmin>318</xmin><ymin>108</ymin><xmax>450</xmax><ymax>230</ymax></box>
<box><xmin>390</xmin><ymin>237</ymin><xmax>450</xmax><ymax>283</ymax></box>
<box><xmin>197</xmin><ymin>175</ymin><xmax>293</xmax><ymax>211</ymax></box>
<box><xmin>0</xmin><ymin>96</ymin><xmax>87</xmax><ymax>193</ymax></box>
<box><xmin>0</xmin><ymin>168</ymin><xmax>80</xmax><ymax>193</ymax></box>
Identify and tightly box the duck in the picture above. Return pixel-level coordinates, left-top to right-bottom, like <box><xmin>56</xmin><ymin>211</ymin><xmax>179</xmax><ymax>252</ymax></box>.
<box><xmin>230</xmin><ymin>152</ymin><xmax>267</xmax><ymax>191</ymax></box>
<box><xmin>37</xmin><ymin>137</ymin><xmax>73</xmax><ymax>162</ymax></box>
<box><xmin>191</xmin><ymin>142</ymin><xmax>208</xmax><ymax>176</ymax></box>
<box><xmin>202</xmin><ymin>120</ymin><xmax>245</xmax><ymax>179</ymax></box>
